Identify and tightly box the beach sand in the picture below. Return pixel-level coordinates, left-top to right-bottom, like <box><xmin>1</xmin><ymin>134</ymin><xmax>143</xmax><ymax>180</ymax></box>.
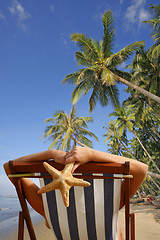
<box><xmin>3</xmin><ymin>204</ymin><xmax>160</xmax><ymax>240</ymax></box>
<box><xmin>119</xmin><ymin>204</ymin><xmax>160</xmax><ymax>240</ymax></box>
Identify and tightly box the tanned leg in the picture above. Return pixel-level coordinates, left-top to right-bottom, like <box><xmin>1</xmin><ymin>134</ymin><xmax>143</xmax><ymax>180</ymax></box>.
<box><xmin>3</xmin><ymin>162</ymin><xmax>50</xmax><ymax>228</ymax></box>
<box><xmin>118</xmin><ymin>222</ymin><xmax>124</xmax><ymax>240</ymax></box>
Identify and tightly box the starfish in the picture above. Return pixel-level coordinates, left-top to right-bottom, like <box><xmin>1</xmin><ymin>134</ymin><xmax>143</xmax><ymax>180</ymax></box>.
<box><xmin>38</xmin><ymin>162</ymin><xmax>90</xmax><ymax>207</ymax></box>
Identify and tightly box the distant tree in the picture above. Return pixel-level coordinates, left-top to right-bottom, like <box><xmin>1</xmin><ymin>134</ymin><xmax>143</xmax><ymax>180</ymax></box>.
<box><xmin>109</xmin><ymin>105</ymin><xmax>160</xmax><ymax>173</ymax></box>
<box><xmin>41</xmin><ymin>105</ymin><xmax>99</xmax><ymax>151</ymax></box>
<box><xmin>103</xmin><ymin>120</ymin><xmax>131</xmax><ymax>157</ymax></box>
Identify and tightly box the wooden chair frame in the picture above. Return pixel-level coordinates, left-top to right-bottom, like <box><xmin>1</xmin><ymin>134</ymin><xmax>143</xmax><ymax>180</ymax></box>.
<box><xmin>8</xmin><ymin>160</ymin><xmax>135</xmax><ymax>240</ymax></box>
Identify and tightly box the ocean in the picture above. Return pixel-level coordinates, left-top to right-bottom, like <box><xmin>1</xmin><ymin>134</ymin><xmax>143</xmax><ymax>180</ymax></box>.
<box><xmin>0</xmin><ymin>195</ymin><xmax>42</xmax><ymax>239</ymax></box>
<box><xmin>0</xmin><ymin>195</ymin><xmax>20</xmax><ymax>222</ymax></box>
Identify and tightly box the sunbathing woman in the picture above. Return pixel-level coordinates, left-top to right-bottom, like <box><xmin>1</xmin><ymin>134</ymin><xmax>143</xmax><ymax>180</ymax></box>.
<box><xmin>4</xmin><ymin>146</ymin><xmax>148</xmax><ymax>239</ymax></box>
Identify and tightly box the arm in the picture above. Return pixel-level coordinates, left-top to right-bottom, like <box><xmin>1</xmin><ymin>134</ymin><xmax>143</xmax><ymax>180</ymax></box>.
<box><xmin>11</xmin><ymin>149</ymin><xmax>67</xmax><ymax>164</ymax></box>
<box><xmin>65</xmin><ymin>146</ymin><xmax>148</xmax><ymax>208</ymax></box>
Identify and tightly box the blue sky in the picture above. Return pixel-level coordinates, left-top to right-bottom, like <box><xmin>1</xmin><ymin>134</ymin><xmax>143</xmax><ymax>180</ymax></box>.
<box><xmin>0</xmin><ymin>0</ymin><xmax>157</xmax><ymax>194</ymax></box>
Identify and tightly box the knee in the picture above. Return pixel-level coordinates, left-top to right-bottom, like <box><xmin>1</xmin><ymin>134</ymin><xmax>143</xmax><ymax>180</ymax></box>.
<box><xmin>3</xmin><ymin>162</ymin><xmax>10</xmax><ymax>176</ymax></box>
<box><xmin>3</xmin><ymin>162</ymin><xmax>15</xmax><ymax>185</ymax></box>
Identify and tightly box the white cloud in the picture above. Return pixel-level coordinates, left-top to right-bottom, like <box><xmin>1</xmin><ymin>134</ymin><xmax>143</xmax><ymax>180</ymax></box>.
<box><xmin>139</xmin><ymin>8</ymin><xmax>150</xmax><ymax>22</ymax></box>
<box><xmin>49</xmin><ymin>5</ymin><xmax>55</xmax><ymax>13</ymax></box>
<box><xmin>0</xmin><ymin>12</ymin><xmax>6</xmax><ymax>21</ymax></box>
<box><xmin>125</xmin><ymin>5</ymin><xmax>137</xmax><ymax>23</ymax></box>
<box><xmin>125</xmin><ymin>0</ymin><xmax>150</xmax><ymax>25</ymax></box>
<box><xmin>8</xmin><ymin>0</ymin><xmax>31</xmax><ymax>31</ymax></box>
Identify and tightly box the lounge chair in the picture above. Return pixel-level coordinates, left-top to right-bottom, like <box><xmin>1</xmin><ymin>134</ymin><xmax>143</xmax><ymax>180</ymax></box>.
<box><xmin>8</xmin><ymin>160</ymin><xmax>135</xmax><ymax>240</ymax></box>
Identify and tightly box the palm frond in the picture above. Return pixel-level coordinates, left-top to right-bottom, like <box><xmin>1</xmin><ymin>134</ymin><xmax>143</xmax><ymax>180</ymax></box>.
<box><xmin>62</xmin><ymin>71</ymin><xmax>82</xmax><ymax>84</ymax></box>
<box><xmin>78</xmin><ymin>116</ymin><xmax>93</xmax><ymax>123</ymax></box>
<box><xmin>78</xmin><ymin>128</ymin><xmax>99</xmax><ymax>141</ymax></box>
<box><xmin>102</xmin><ymin>10</ymin><xmax>116</xmax><ymax>58</ymax></box>
<box><xmin>143</xmin><ymin>4</ymin><xmax>160</xmax><ymax>44</ymax></box>
<box><xmin>61</xmin><ymin>128</ymin><xmax>72</xmax><ymax>150</ymax></box>
<box><xmin>75</xmin><ymin>51</ymin><xmax>95</xmax><ymax>66</ymax></box>
<box><xmin>101</xmin><ymin>67</ymin><xmax>116</xmax><ymax>85</ymax></box>
<box><xmin>89</xmin><ymin>83</ymin><xmax>101</xmax><ymax>112</ymax></box>
<box><xmin>43</xmin><ymin>125</ymin><xmax>56</xmax><ymax>137</ymax></box>
<box><xmin>69</xmin><ymin>105</ymin><xmax>77</xmax><ymax>121</ymax></box>
<box><xmin>106</xmin><ymin>41</ymin><xmax>145</xmax><ymax>67</ymax></box>
<box><xmin>106</xmin><ymin>85</ymin><xmax>119</xmax><ymax>107</ymax></box>
<box><xmin>71</xmin><ymin>78</ymin><xmax>94</xmax><ymax>104</ymax></box>
<box><xmin>43</xmin><ymin>118</ymin><xmax>55</xmax><ymax>123</ymax></box>
<box><xmin>71</xmin><ymin>33</ymin><xmax>100</xmax><ymax>62</ymax></box>
<box><xmin>48</xmin><ymin>133</ymin><xmax>63</xmax><ymax>150</ymax></box>
<box><xmin>152</xmin><ymin>44</ymin><xmax>160</xmax><ymax>58</ymax></box>
<box><xmin>42</xmin><ymin>106</ymin><xmax>98</xmax><ymax>150</ymax></box>
<box><xmin>71</xmin><ymin>82</ymin><xmax>86</xmax><ymax>104</ymax></box>
<box><xmin>112</xmin><ymin>69</ymin><xmax>131</xmax><ymax>81</ymax></box>
<box><xmin>76</xmin><ymin>134</ymin><xmax>93</xmax><ymax>148</ymax></box>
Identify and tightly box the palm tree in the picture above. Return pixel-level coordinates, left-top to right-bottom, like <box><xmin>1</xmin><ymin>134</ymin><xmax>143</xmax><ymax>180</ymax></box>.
<box><xmin>109</xmin><ymin>105</ymin><xmax>160</xmax><ymax>173</ymax></box>
<box><xmin>103</xmin><ymin>121</ymin><xmax>122</xmax><ymax>155</ymax></box>
<box><xmin>143</xmin><ymin>4</ymin><xmax>160</xmax><ymax>58</ymax></box>
<box><xmin>127</xmin><ymin>46</ymin><xmax>160</xmax><ymax>106</ymax></box>
<box><xmin>62</xmin><ymin>10</ymin><xmax>160</xmax><ymax>112</ymax></box>
<box><xmin>104</xmin><ymin>120</ymin><xmax>160</xmax><ymax>196</ymax></box>
<box><xmin>103</xmin><ymin>120</ymin><xmax>132</xmax><ymax>157</ymax></box>
<box><xmin>41</xmin><ymin>105</ymin><xmax>99</xmax><ymax>151</ymax></box>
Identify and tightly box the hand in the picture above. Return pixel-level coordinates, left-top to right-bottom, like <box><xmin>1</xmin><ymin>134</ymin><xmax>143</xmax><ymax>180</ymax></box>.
<box><xmin>50</xmin><ymin>150</ymin><xmax>67</xmax><ymax>165</ymax></box>
<box><xmin>65</xmin><ymin>146</ymin><xmax>93</xmax><ymax>172</ymax></box>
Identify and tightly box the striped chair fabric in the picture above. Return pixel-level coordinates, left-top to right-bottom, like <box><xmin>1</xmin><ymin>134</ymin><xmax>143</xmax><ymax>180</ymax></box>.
<box><xmin>40</xmin><ymin>174</ymin><xmax>122</xmax><ymax>240</ymax></box>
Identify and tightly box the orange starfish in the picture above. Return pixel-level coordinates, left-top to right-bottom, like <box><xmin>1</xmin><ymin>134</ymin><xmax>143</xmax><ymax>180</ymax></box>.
<box><xmin>38</xmin><ymin>162</ymin><xmax>90</xmax><ymax>207</ymax></box>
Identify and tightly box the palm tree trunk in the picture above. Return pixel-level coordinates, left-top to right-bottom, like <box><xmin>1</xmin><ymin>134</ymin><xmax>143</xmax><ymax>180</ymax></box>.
<box><xmin>118</xmin><ymin>139</ymin><xmax>135</xmax><ymax>159</ymax></box>
<box><xmin>137</xmin><ymin>190</ymin><xmax>142</xmax><ymax>198</ymax></box>
<box><xmin>148</xmin><ymin>175</ymin><xmax>160</xmax><ymax>191</ymax></box>
<box><xmin>71</xmin><ymin>136</ymin><xmax>88</xmax><ymax>148</ymax></box>
<box><xmin>147</xmin><ymin>171</ymin><xmax>160</xmax><ymax>180</ymax></box>
<box><xmin>147</xmin><ymin>182</ymin><xmax>157</xmax><ymax>194</ymax></box>
<box><xmin>116</xmin><ymin>76</ymin><xmax>160</xmax><ymax>104</ymax></box>
<box><xmin>133</xmin><ymin>131</ymin><xmax>160</xmax><ymax>173</ymax></box>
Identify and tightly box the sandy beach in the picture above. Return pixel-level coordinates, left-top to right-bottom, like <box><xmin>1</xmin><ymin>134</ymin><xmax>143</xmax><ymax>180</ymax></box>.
<box><xmin>119</xmin><ymin>204</ymin><xmax>160</xmax><ymax>240</ymax></box>
<box><xmin>2</xmin><ymin>204</ymin><xmax>160</xmax><ymax>240</ymax></box>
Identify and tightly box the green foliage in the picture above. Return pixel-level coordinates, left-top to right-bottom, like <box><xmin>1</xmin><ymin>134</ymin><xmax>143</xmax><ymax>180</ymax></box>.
<box><xmin>128</xmin><ymin>46</ymin><xmax>160</xmax><ymax>100</ymax></box>
<box><xmin>102</xmin><ymin>10</ymin><xmax>116</xmax><ymax>57</ymax></box>
<box><xmin>62</xmin><ymin>10</ymin><xmax>145</xmax><ymax>112</ymax></box>
<box><xmin>104</xmin><ymin>102</ymin><xmax>160</xmax><ymax>195</ymax></box>
<box><xmin>54</xmin><ymin>5</ymin><xmax>160</xmax><ymax>195</ymax></box>
<box><xmin>42</xmin><ymin>105</ymin><xmax>99</xmax><ymax>151</ymax></box>
<box><xmin>143</xmin><ymin>4</ymin><xmax>160</xmax><ymax>44</ymax></box>
<box><xmin>143</xmin><ymin>4</ymin><xmax>160</xmax><ymax>60</ymax></box>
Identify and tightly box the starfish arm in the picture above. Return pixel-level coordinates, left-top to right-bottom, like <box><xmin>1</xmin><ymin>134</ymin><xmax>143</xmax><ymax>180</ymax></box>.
<box><xmin>38</xmin><ymin>180</ymin><xmax>59</xmax><ymax>194</ymax></box>
<box><xmin>43</xmin><ymin>162</ymin><xmax>60</xmax><ymax>178</ymax></box>
<box><xmin>66</xmin><ymin>177</ymin><xmax>90</xmax><ymax>187</ymax></box>
<box><xmin>62</xmin><ymin>162</ymin><xmax>75</xmax><ymax>174</ymax></box>
<box><xmin>39</xmin><ymin>161</ymin><xmax>90</xmax><ymax>207</ymax></box>
<box><xmin>60</xmin><ymin>187</ymin><xmax>70</xmax><ymax>207</ymax></box>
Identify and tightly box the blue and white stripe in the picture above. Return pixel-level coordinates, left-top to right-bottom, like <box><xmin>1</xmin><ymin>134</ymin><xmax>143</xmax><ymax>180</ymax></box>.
<box><xmin>39</xmin><ymin>174</ymin><xmax>122</xmax><ymax>240</ymax></box>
